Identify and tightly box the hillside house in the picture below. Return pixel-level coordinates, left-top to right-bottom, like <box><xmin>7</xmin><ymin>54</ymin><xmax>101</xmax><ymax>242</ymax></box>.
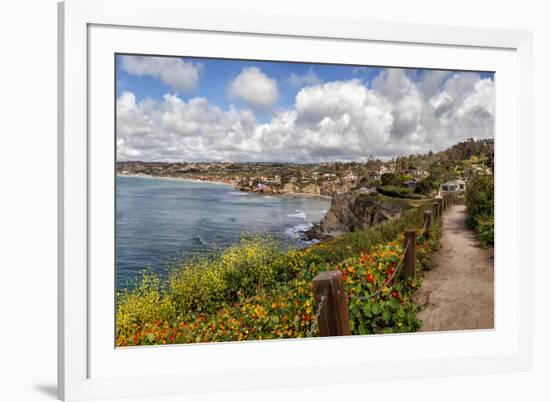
<box><xmin>378</xmin><ymin>165</ymin><xmax>394</xmax><ymax>175</ymax></box>
<box><xmin>368</xmin><ymin>171</ymin><xmax>381</xmax><ymax>181</ymax></box>
<box><xmin>409</xmin><ymin>168</ymin><xmax>429</xmax><ymax>178</ymax></box>
<box><xmin>343</xmin><ymin>170</ymin><xmax>357</xmax><ymax>182</ymax></box>
<box><xmin>264</xmin><ymin>176</ymin><xmax>281</xmax><ymax>185</ymax></box>
<box><xmin>439</xmin><ymin>179</ymin><xmax>466</xmax><ymax>195</ymax></box>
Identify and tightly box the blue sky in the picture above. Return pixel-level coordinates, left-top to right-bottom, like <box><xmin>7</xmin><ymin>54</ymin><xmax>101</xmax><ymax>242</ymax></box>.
<box><xmin>116</xmin><ymin>55</ymin><xmax>493</xmax><ymax>123</ymax></box>
<box><xmin>115</xmin><ymin>54</ymin><xmax>494</xmax><ymax>162</ymax></box>
<box><xmin>117</xmin><ymin>56</ymin><xmax>381</xmax><ymax>122</ymax></box>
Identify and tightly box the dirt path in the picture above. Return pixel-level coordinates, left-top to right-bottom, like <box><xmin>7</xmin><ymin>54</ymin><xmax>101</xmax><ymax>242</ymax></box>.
<box><xmin>413</xmin><ymin>204</ymin><xmax>494</xmax><ymax>331</ymax></box>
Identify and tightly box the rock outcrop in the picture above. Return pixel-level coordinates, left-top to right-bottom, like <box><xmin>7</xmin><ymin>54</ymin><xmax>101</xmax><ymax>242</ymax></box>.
<box><xmin>304</xmin><ymin>192</ymin><xmax>412</xmax><ymax>240</ymax></box>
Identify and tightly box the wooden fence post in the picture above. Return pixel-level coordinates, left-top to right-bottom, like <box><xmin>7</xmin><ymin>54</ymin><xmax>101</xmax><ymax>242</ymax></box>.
<box><xmin>432</xmin><ymin>202</ymin><xmax>439</xmax><ymax>220</ymax></box>
<box><xmin>403</xmin><ymin>229</ymin><xmax>417</xmax><ymax>280</ymax></box>
<box><xmin>312</xmin><ymin>271</ymin><xmax>350</xmax><ymax>337</ymax></box>
<box><xmin>437</xmin><ymin>198</ymin><xmax>443</xmax><ymax>216</ymax></box>
<box><xmin>423</xmin><ymin>211</ymin><xmax>432</xmax><ymax>239</ymax></box>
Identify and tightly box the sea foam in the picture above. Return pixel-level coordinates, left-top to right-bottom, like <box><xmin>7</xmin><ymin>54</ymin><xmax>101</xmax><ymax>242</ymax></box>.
<box><xmin>287</xmin><ymin>210</ymin><xmax>307</xmax><ymax>219</ymax></box>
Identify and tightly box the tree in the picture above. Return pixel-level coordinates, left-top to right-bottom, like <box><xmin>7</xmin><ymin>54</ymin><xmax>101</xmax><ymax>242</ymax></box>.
<box><xmin>380</xmin><ymin>173</ymin><xmax>398</xmax><ymax>186</ymax></box>
<box><xmin>414</xmin><ymin>179</ymin><xmax>433</xmax><ymax>195</ymax></box>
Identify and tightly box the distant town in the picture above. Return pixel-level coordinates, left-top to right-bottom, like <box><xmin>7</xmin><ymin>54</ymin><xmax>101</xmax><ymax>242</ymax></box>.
<box><xmin>117</xmin><ymin>138</ymin><xmax>494</xmax><ymax>198</ymax></box>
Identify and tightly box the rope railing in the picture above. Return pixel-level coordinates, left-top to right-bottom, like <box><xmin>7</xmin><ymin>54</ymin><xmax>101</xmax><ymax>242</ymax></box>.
<box><xmin>422</xmin><ymin>218</ymin><xmax>430</xmax><ymax>233</ymax></box>
<box><xmin>309</xmin><ymin>238</ymin><xmax>414</xmax><ymax>337</ymax></box>
<box><xmin>308</xmin><ymin>295</ymin><xmax>326</xmax><ymax>337</ymax></box>
<box><xmin>352</xmin><ymin>239</ymin><xmax>410</xmax><ymax>302</ymax></box>
<box><xmin>417</xmin><ymin>215</ymin><xmax>432</xmax><ymax>241</ymax></box>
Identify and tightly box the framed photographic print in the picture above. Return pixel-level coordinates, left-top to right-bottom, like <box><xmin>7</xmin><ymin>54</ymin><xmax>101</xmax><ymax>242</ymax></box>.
<box><xmin>58</xmin><ymin>0</ymin><xmax>533</xmax><ymax>400</ymax></box>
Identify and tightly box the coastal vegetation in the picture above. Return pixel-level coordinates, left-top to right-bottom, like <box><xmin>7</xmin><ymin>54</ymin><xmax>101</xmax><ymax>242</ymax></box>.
<box><xmin>376</xmin><ymin>184</ymin><xmax>420</xmax><ymax>199</ymax></box>
<box><xmin>465</xmin><ymin>175</ymin><xmax>494</xmax><ymax>247</ymax></box>
<box><xmin>116</xmin><ymin>201</ymin><xmax>441</xmax><ymax>346</ymax></box>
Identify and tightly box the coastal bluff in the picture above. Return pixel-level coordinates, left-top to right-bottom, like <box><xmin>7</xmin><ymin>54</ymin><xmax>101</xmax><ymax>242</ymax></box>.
<box><xmin>305</xmin><ymin>192</ymin><xmax>412</xmax><ymax>240</ymax></box>
<box><xmin>234</xmin><ymin>180</ymin><xmax>354</xmax><ymax>196</ymax></box>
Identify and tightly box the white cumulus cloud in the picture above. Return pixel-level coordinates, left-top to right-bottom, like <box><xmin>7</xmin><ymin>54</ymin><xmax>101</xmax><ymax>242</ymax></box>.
<box><xmin>119</xmin><ymin>55</ymin><xmax>202</xmax><ymax>93</ymax></box>
<box><xmin>287</xmin><ymin>68</ymin><xmax>323</xmax><ymax>88</ymax></box>
<box><xmin>227</xmin><ymin>67</ymin><xmax>279</xmax><ymax>111</ymax></box>
<box><xmin>117</xmin><ymin>69</ymin><xmax>494</xmax><ymax>162</ymax></box>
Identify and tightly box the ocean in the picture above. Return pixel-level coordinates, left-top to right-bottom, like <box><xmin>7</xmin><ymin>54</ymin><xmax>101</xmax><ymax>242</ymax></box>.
<box><xmin>116</xmin><ymin>175</ymin><xmax>331</xmax><ymax>289</ymax></box>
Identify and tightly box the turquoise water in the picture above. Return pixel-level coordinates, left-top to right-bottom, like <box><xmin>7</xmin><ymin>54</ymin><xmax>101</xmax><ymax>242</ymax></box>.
<box><xmin>116</xmin><ymin>175</ymin><xmax>331</xmax><ymax>289</ymax></box>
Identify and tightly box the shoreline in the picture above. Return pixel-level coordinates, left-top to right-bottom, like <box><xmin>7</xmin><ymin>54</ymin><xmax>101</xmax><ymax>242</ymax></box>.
<box><xmin>117</xmin><ymin>173</ymin><xmax>234</xmax><ymax>187</ymax></box>
<box><xmin>118</xmin><ymin>173</ymin><xmax>333</xmax><ymax>200</ymax></box>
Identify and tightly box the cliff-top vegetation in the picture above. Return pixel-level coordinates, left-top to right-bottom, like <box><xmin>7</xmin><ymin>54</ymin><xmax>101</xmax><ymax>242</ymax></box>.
<box><xmin>116</xmin><ymin>200</ymin><xmax>441</xmax><ymax>346</ymax></box>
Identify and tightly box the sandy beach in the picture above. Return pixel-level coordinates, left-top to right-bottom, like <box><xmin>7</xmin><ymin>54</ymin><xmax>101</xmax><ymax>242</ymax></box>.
<box><xmin>117</xmin><ymin>173</ymin><xmax>234</xmax><ymax>187</ymax></box>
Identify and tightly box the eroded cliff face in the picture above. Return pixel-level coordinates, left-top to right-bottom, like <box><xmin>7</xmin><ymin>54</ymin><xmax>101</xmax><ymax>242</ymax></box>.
<box><xmin>235</xmin><ymin>181</ymin><xmax>354</xmax><ymax>196</ymax></box>
<box><xmin>319</xmin><ymin>181</ymin><xmax>355</xmax><ymax>196</ymax></box>
<box><xmin>305</xmin><ymin>192</ymin><xmax>412</xmax><ymax>240</ymax></box>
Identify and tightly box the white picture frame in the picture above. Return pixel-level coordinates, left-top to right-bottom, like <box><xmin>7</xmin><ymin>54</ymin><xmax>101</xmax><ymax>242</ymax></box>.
<box><xmin>58</xmin><ymin>0</ymin><xmax>533</xmax><ymax>400</ymax></box>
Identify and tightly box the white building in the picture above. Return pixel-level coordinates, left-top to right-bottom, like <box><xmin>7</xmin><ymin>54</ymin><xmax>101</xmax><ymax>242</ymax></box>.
<box><xmin>408</xmin><ymin>168</ymin><xmax>429</xmax><ymax>178</ymax></box>
<box><xmin>343</xmin><ymin>170</ymin><xmax>357</xmax><ymax>182</ymax></box>
<box><xmin>264</xmin><ymin>176</ymin><xmax>281</xmax><ymax>185</ymax></box>
<box><xmin>439</xmin><ymin>179</ymin><xmax>466</xmax><ymax>195</ymax></box>
<box><xmin>378</xmin><ymin>165</ymin><xmax>394</xmax><ymax>175</ymax></box>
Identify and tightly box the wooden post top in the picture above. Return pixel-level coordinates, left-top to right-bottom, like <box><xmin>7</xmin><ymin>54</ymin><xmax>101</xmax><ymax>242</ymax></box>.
<box><xmin>313</xmin><ymin>270</ymin><xmax>343</xmax><ymax>282</ymax></box>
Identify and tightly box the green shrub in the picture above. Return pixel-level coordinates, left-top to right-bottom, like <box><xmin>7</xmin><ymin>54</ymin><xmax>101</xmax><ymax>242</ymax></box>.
<box><xmin>380</xmin><ymin>173</ymin><xmax>398</xmax><ymax>185</ymax></box>
<box><xmin>116</xmin><ymin>272</ymin><xmax>177</xmax><ymax>337</ymax></box>
<box><xmin>465</xmin><ymin>175</ymin><xmax>494</xmax><ymax>220</ymax></box>
<box><xmin>377</xmin><ymin>185</ymin><xmax>412</xmax><ymax>198</ymax></box>
<box><xmin>476</xmin><ymin>214</ymin><xmax>494</xmax><ymax>247</ymax></box>
<box><xmin>168</xmin><ymin>236</ymin><xmax>289</xmax><ymax>314</ymax></box>
<box><xmin>414</xmin><ymin>178</ymin><xmax>435</xmax><ymax>195</ymax></box>
<box><xmin>465</xmin><ymin>175</ymin><xmax>494</xmax><ymax>246</ymax></box>
<box><xmin>377</xmin><ymin>185</ymin><xmax>422</xmax><ymax>199</ymax></box>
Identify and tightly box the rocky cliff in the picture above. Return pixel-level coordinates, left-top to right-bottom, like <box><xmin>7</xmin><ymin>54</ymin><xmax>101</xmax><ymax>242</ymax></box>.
<box><xmin>304</xmin><ymin>192</ymin><xmax>412</xmax><ymax>240</ymax></box>
<box><xmin>235</xmin><ymin>180</ymin><xmax>354</xmax><ymax>196</ymax></box>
